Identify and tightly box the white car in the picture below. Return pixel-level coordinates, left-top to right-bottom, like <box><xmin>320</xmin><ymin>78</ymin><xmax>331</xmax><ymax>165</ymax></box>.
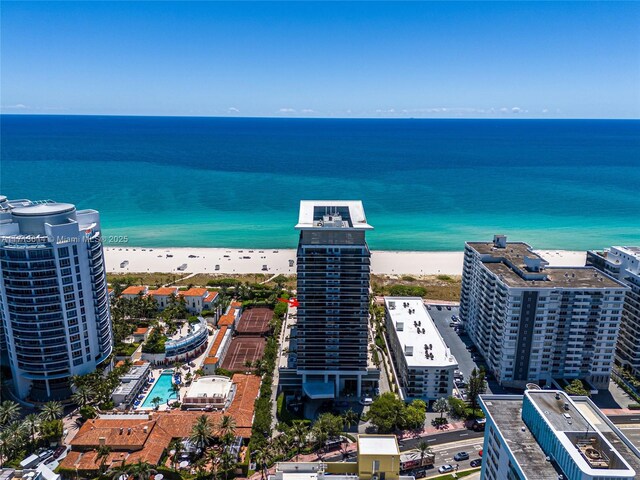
<box><xmin>359</xmin><ymin>397</ymin><xmax>373</xmax><ymax>406</ymax></box>
<box><xmin>438</xmin><ymin>465</ymin><xmax>454</xmax><ymax>474</ymax></box>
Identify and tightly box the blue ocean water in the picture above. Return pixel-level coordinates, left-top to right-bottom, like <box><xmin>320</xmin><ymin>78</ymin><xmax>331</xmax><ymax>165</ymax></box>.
<box><xmin>1</xmin><ymin>115</ymin><xmax>639</xmax><ymax>251</ymax></box>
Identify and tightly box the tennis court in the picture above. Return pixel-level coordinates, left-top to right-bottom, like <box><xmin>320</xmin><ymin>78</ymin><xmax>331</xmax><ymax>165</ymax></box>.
<box><xmin>236</xmin><ymin>307</ymin><xmax>272</xmax><ymax>335</ymax></box>
<box><xmin>220</xmin><ymin>336</ymin><xmax>266</xmax><ymax>371</ymax></box>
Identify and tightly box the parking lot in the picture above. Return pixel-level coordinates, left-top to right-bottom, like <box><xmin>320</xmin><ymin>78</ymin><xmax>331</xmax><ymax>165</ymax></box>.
<box><xmin>426</xmin><ymin>303</ymin><xmax>510</xmax><ymax>396</ymax></box>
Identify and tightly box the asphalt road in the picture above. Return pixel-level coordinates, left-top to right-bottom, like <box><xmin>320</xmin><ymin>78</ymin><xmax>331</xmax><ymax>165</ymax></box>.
<box><xmin>324</xmin><ymin>431</ymin><xmax>484</xmax><ymax>476</ymax></box>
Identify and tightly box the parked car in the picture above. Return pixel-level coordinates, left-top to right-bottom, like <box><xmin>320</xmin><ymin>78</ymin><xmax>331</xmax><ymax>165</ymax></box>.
<box><xmin>359</xmin><ymin>397</ymin><xmax>373</xmax><ymax>406</ymax></box>
<box><xmin>470</xmin><ymin>459</ymin><xmax>482</xmax><ymax>467</ymax></box>
<box><xmin>454</xmin><ymin>452</ymin><xmax>470</xmax><ymax>461</ymax></box>
<box><xmin>472</xmin><ymin>418</ymin><xmax>486</xmax><ymax>431</ymax></box>
<box><xmin>438</xmin><ymin>465</ymin><xmax>454</xmax><ymax>474</ymax></box>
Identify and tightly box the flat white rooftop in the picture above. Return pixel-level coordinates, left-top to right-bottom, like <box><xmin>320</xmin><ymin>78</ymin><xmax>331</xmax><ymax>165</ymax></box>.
<box><xmin>296</xmin><ymin>200</ymin><xmax>373</xmax><ymax>230</ymax></box>
<box><xmin>385</xmin><ymin>297</ymin><xmax>457</xmax><ymax>369</ymax></box>
<box><xmin>185</xmin><ymin>375</ymin><xmax>232</xmax><ymax>399</ymax></box>
<box><xmin>358</xmin><ymin>434</ymin><xmax>399</xmax><ymax>455</ymax></box>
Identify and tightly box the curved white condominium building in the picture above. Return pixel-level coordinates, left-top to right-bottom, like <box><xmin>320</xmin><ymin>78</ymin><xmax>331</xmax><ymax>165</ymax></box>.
<box><xmin>0</xmin><ymin>196</ymin><xmax>113</xmax><ymax>401</ymax></box>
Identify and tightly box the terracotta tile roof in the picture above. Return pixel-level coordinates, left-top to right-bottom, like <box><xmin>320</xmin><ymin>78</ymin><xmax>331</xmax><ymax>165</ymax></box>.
<box><xmin>203</xmin><ymin>356</ymin><xmax>219</xmax><ymax>365</ymax></box>
<box><xmin>115</xmin><ymin>360</ymin><xmax>125</xmax><ymax>368</ymax></box>
<box><xmin>230</xmin><ymin>301</ymin><xmax>242</xmax><ymax>308</ymax></box>
<box><xmin>60</xmin><ymin>382</ymin><xmax>259</xmax><ymax>473</ymax></box>
<box><xmin>226</xmin><ymin>374</ymin><xmax>261</xmax><ymax>429</ymax></box>
<box><xmin>204</xmin><ymin>292</ymin><xmax>219</xmax><ymax>303</ymax></box>
<box><xmin>71</xmin><ymin>418</ymin><xmax>155</xmax><ymax>449</ymax></box>
<box><xmin>122</xmin><ymin>286</ymin><xmax>147</xmax><ymax>296</ymax></box>
<box><xmin>149</xmin><ymin>287</ymin><xmax>178</xmax><ymax>296</ymax></box>
<box><xmin>180</xmin><ymin>288</ymin><xmax>208</xmax><ymax>297</ymax></box>
<box><xmin>133</xmin><ymin>360</ymin><xmax>146</xmax><ymax>366</ymax></box>
<box><xmin>205</xmin><ymin>326</ymin><xmax>228</xmax><ymax>360</ymax></box>
<box><xmin>217</xmin><ymin>314</ymin><xmax>235</xmax><ymax>326</ymax></box>
<box><xmin>134</xmin><ymin>327</ymin><xmax>148</xmax><ymax>335</ymax></box>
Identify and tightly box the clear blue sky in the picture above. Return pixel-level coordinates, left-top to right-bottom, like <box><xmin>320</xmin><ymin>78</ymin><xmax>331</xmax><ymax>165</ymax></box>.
<box><xmin>1</xmin><ymin>1</ymin><xmax>639</xmax><ymax>118</ymax></box>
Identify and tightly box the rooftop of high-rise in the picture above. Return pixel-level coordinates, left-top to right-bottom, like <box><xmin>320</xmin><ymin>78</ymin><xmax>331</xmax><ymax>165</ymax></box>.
<box><xmin>296</xmin><ymin>200</ymin><xmax>373</xmax><ymax>230</ymax></box>
<box><xmin>481</xmin><ymin>390</ymin><xmax>640</xmax><ymax>478</ymax></box>
<box><xmin>467</xmin><ymin>235</ymin><xmax>626</xmax><ymax>289</ymax></box>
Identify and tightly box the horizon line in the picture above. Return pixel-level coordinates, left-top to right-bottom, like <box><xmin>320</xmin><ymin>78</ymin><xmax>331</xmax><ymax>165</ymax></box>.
<box><xmin>1</xmin><ymin>112</ymin><xmax>639</xmax><ymax>121</ymax></box>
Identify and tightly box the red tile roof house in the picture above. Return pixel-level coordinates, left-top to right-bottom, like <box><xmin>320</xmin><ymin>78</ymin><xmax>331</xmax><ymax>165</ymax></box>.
<box><xmin>121</xmin><ymin>286</ymin><xmax>148</xmax><ymax>300</ymax></box>
<box><xmin>132</xmin><ymin>327</ymin><xmax>150</xmax><ymax>343</ymax></box>
<box><xmin>147</xmin><ymin>287</ymin><xmax>179</xmax><ymax>309</ymax></box>
<box><xmin>203</xmin><ymin>291</ymin><xmax>221</xmax><ymax>318</ymax></box>
<box><xmin>58</xmin><ymin>374</ymin><xmax>260</xmax><ymax>477</ymax></box>
<box><xmin>179</xmin><ymin>288</ymin><xmax>210</xmax><ymax>314</ymax></box>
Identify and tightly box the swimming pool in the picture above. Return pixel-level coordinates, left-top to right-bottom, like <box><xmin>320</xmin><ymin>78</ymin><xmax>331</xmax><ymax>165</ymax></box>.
<box><xmin>140</xmin><ymin>371</ymin><xmax>178</xmax><ymax>408</ymax></box>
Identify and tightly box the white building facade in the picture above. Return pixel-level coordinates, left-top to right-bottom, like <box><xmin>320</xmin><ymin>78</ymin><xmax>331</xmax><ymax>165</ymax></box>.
<box><xmin>0</xmin><ymin>196</ymin><xmax>113</xmax><ymax>401</ymax></box>
<box><xmin>384</xmin><ymin>297</ymin><xmax>457</xmax><ymax>402</ymax></box>
<box><xmin>287</xmin><ymin>201</ymin><xmax>379</xmax><ymax>399</ymax></box>
<box><xmin>480</xmin><ymin>390</ymin><xmax>640</xmax><ymax>480</ymax></box>
<box><xmin>460</xmin><ymin>235</ymin><xmax>628</xmax><ymax>390</ymax></box>
<box><xmin>587</xmin><ymin>246</ymin><xmax>640</xmax><ymax>376</ymax></box>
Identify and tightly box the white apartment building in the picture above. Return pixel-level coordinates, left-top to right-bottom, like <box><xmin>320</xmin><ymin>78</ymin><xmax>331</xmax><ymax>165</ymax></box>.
<box><xmin>587</xmin><ymin>246</ymin><xmax>640</xmax><ymax>376</ymax></box>
<box><xmin>384</xmin><ymin>297</ymin><xmax>457</xmax><ymax>402</ymax></box>
<box><xmin>0</xmin><ymin>196</ymin><xmax>113</xmax><ymax>401</ymax></box>
<box><xmin>480</xmin><ymin>389</ymin><xmax>640</xmax><ymax>480</ymax></box>
<box><xmin>460</xmin><ymin>235</ymin><xmax>628</xmax><ymax>390</ymax></box>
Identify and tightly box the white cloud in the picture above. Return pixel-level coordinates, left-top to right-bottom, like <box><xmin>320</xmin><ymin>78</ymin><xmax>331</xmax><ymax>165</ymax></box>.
<box><xmin>228</xmin><ymin>107</ymin><xmax>240</xmax><ymax>113</ymax></box>
<box><xmin>301</xmin><ymin>109</ymin><xmax>315</xmax><ymax>113</ymax></box>
<box><xmin>2</xmin><ymin>103</ymin><xmax>29</xmax><ymax>110</ymax></box>
<box><xmin>278</xmin><ymin>108</ymin><xmax>296</xmax><ymax>113</ymax></box>
<box><xmin>542</xmin><ymin>108</ymin><xmax>549</xmax><ymax>114</ymax></box>
<box><xmin>511</xmin><ymin>107</ymin><xmax>522</xmax><ymax>114</ymax></box>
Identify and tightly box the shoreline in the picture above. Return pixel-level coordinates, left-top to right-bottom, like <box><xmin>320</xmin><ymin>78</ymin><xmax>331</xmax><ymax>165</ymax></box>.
<box><xmin>104</xmin><ymin>246</ymin><xmax>587</xmax><ymax>276</ymax></box>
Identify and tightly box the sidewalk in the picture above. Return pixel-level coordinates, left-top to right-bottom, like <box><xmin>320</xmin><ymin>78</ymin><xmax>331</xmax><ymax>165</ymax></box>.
<box><xmin>397</xmin><ymin>420</ymin><xmax>467</xmax><ymax>440</ymax></box>
<box><xmin>245</xmin><ymin>442</ymin><xmax>358</xmax><ymax>480</ymax></box>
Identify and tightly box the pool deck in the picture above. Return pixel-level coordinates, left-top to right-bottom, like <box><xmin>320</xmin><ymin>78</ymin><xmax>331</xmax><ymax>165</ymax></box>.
<box><xmin>137</xmin><ymin>329</ymin><xmax>223</xmax><ymax>411</ymax></box>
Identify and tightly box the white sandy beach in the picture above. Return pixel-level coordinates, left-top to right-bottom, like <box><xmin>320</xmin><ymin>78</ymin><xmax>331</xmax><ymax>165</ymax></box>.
<box><xmin>104</xmin><ymin>246</ymin><xmax>586</xmax><ymax>276</ymax></box>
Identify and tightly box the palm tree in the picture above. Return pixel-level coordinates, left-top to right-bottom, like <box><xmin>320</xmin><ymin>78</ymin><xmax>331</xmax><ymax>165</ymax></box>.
<box><xmin>23</xmin><ymin>413</ymin><xmax>41</xmax><ymax>445</ymax></box>
<box><xmin>171</xmin><ymin>383</ymin><xmax>181</xmax><ymax>401</ymax></box>
<box><xmin>0</xmin><ymin>429</ymin><xmax>12</xmax><ymax>468</ymax></box>
<box><xmin>418</xmin><ymin>441</ymin><xmax>432</xmax><ymax>466</ymax></box>
<box><xmin>129</xmin><ymin>460</ymin><xmax>156</xmax><ymax>480</ymax></box>
<box><xmin>3</xmin><ymin>421</ymin><xmax>27</xmax><ymax>459</ymax></box>
<box><xmin>109</xmin><ymin>460</ymin><xmax>130</xmax><ymax>480</ymax></box>
<box><xmin>150</xmin><ymin>396</ymin><xmax>163</xmax><ymax>410</ymax></box>
<box><xmin>219</xmin><ymin>450</ymin><xmax>236</xmax><ymax>480</ymax></box>
<box><xmin>206</xmin><ymin>448</ymin><xmax>221</xmax><ymax>480</ymax></box>
<box><xmin>290</xmin><ymin>421</ymin><xmax>309</xmax><ymax>461</ymax></box>
<box><xmin>167</xmin><ymin>438</ymin><xmax>182</xmax><ymax>471</ymax></box>
<box><xmin>0</xmin><ymin>400</ymin><xmax>21</xmax><ymax>426</ymax></box>
<box><xmin>341</xmin><ymin>409</ymin><xmax>359</xmax><ymax>432</ymax></box>
<box><xmin>190</xmin><ymin>415</ymin><xmax>214</xmax><ymax>450</ymax></box>
<box><xmin>217</xmin><ymin>415</ymin><xmax>236</xmax><ymax>440</ymax></box>
<box><xmin>253</xmin><ymin>446</ymin><xmax>271</xmax><ymax>480</ymax></box>
<box><xmin>39</xmin><ymin>401</ymin><xmax>63</xmax><ymax>422</ymax></box>
<box><xmin>71</xmin><ymin>385</ymin><xmax>95</xmax><ymax>407</ymax></box>
<box><xmin>97</xmin><ymin>445</ymin><xmax>112</xmax><ymax>475</ymax></box>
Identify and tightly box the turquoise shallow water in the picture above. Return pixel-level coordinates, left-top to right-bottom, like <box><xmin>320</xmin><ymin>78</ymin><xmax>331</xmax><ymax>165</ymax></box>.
<box><xmin>2</xmin><ymin>115</ymin><xmax>639</xmax><ymax>251</ymax></box>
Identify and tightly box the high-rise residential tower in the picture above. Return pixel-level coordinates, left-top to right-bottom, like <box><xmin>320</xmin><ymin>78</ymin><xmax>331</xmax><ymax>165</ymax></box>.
<box><xmin>479</xmin><ymin>389</ymin><xmax>640</xmax><ymax>479</ymax></box>
<box><xmin>587</xmin><ymin>246</ymin><xmax>640</xmax><ymax>376</ymax></box>
<box><xmin>460</xmin><ymin>235</ymin><xmax>628</xmax><ymax>390</ymax></box>
<box><xmin>289</xmin><ymin>200</ymin><xmax>378</xmax><ymax>398</ymax></box>
<box><xmin>0</xmin><ymin>196</ymin><xmax>113</xmax><ymax>401</ymax></box>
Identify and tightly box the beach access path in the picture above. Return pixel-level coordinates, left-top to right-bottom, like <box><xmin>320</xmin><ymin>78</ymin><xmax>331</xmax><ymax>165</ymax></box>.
<box><xmin>104</xmin><ymin>247</ymin><xmax>586</xmax><ymax>276</ymax></box>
